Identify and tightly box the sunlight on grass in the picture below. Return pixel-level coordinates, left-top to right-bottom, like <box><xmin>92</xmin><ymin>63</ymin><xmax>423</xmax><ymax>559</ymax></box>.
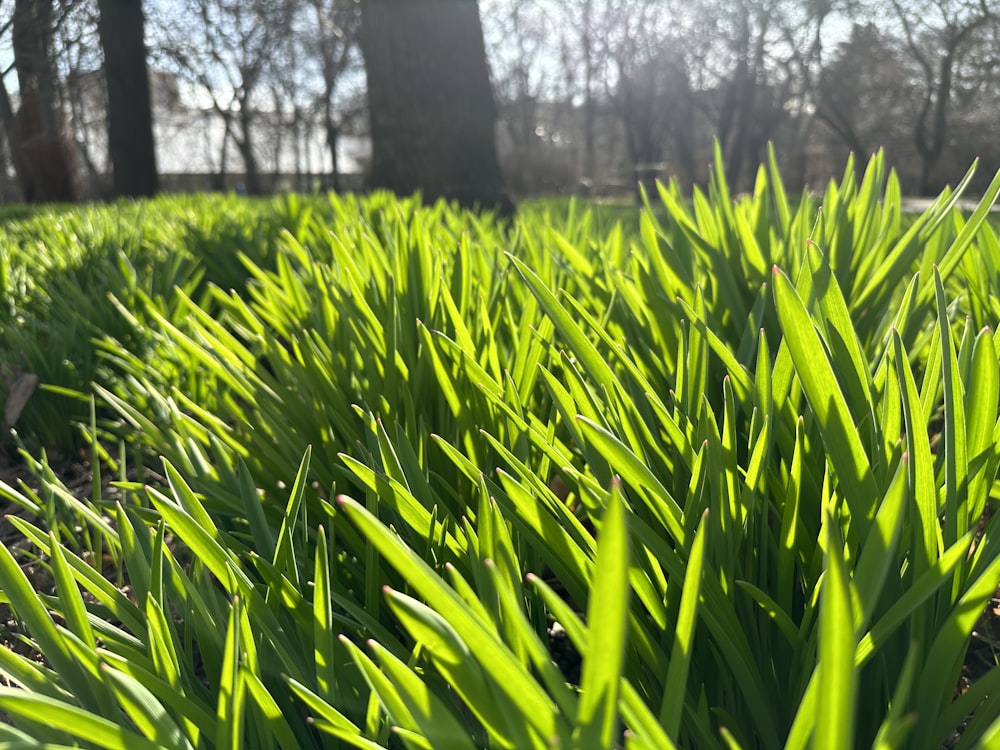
<box><xmin>0</xmin><ymin>150</ymin><xmax>997</xmax><ymax>748</ymax></box>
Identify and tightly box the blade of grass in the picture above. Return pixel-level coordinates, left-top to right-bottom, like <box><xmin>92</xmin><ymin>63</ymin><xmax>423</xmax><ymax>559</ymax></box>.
<box><xmin>816</xmin><ymin>506</ymin><xmax>857</xmax><ymax>750</ymax></box>
<box><xmin>772</xmin><ymin>264</ymin><xmax>877</xmax><ymax>538</ymax></box>
<box><xmin>0</xmin><ymin>689</ymin><xmax>164</xmax><ymax>750</ymax></box>
<box><xmin>573</xmin><ymin>479</ymin><xmax>630</xmax><ymax>750</ymax></box>
<box><xmin>101</xmin><ymin>664</ymin><xmax>195</xmax><ymax>749</ymax></box>
<box><xmin>0</xmin><ymin>539</ymin><xmax>96</xmax><ymax>709</ymax></box>
<box><xmin>366</xmin><ymin>639</ymin><xmax>478</xmax><ymax>750</ymax></box>
<box><xmin>336</xmin><ymin>494</ymin><xmax>569</xmax><ymax>744</ymax></box>
<box><xmin>215</xmin><ymin>597</ymin><xmax>246</xmax><ymax>750</ymax></box>
<box><xmin>659</xmin><ymin>509</ymin><xmax>708</xmax><ymax>738</ymax></box>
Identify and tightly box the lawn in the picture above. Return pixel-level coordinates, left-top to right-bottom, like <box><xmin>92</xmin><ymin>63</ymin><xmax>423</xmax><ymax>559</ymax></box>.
<box><xmin>0</xmin><ymin>146</ymin><xmax>997</xmax><ymax>749</ymax></box>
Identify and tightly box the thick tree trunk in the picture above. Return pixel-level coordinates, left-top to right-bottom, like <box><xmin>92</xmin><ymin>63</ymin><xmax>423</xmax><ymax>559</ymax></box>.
<box><xmin>97</xmin><ymin>0</ymin><xmax>159</xmax><ymax>198</ymax></box>
<box><xmin>359</xmin><ymin>0</ymin><xmax>513</xmax><ymax>214</ymax></box>
<box><xmin>13</xmin><ymin>0</ymin><xmax>57</xmax><ymax>134</ymax></box>
<box><xmin>11</xmin><ymin>0</ymin><xmax>78</xmax><ymax>202</ymax></box>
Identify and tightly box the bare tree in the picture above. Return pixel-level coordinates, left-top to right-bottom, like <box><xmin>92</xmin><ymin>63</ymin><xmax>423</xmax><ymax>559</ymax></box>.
<box><xmin>53</xmin><ymin>0</ymin><xmax>108</xmax><ymax>191</ymax></box>
<box><xmin>485</xmin><ymin>0</ymin><xmax>583</xmax><ymax>194</ymax></box>
<box><xmin>485</xmin><ymin>0</ymin><xmax>547</xmax><ymax>154</ymax></box>
<box><xmin>889</xmin><ymin>0</ymin><xmax>995</xmax><ymax>194</ymax></box>
<box><xmin>301</xmin><ymin>0</ymin><xmax>360</xmax><ymax>191</ymax></box>
<box><xmin>816</xmin><ymin>24</ymin><xmax>917</xmax><ymax>174</ymax></box>
<box><xmin>603</xmin><ymin>0</ymin><xmax>703</xmax><ymax>186</ymax></box>
<box><xmin>617</xmin><ymin>48</ymin><xmax>702</xmax><ymax>188</ymax></box>
<box><xmin>676</xmin><ymin>0</ymin><xmax>838</xmax><ymax>190</ymax></box>
<box><xmin>3</xmin><ymin>0</ymin><xmax>79</xmax><ymax>201</ymax></box>
<box><xmin>559</xmin><ymin>0</ymin><xmax>622</xmax><ymax>184</ymax></box>
<box><xmin>153</xmin><ymin>0</ymin><xmax>291</xmax><ymax>193</ymax></box>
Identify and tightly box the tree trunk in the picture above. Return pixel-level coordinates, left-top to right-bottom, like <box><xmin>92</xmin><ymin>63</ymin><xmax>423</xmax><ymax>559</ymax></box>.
<box><xmin>11</xmin><ymin>0</ymin><xmax>78</xmax><ymax>202</ymax></box>
<box><xmin>213</xmin><ymin>117</ymin><xmax>232</xmax><ymax>191</ymax></box>
<box><xmin>581</xmin><ymin>0</ymin><xmax>595</xmax><ymax>183</ymax></box>
<box><xmin>325</xmin><ymin>113</ymin><xmax>342</xmax><ymax>193</ymax></box>
<box><xmin>97</xmin><ymin>0</ymin><xmax>159</xmax><ymax>198</ymax></box>
<box><xmin>236</xmin><ymin>106</ymin><xmax>261</xmax><ymax>194</ymax></box>
<box><xmin>359</xmin><ymin>0</ymin><xmax>513</xmax><ymax>214</ymax></box>
<box><xmin>719</xmin><ymin>5</ymin><xmax>756</xmax><ymax>192</ymax></box>
<box><xmin>322</xmin><ymin>90</ymin><xmax>342</xmax><ymax>192</ymax></box>
<box><xmin>916</xmin><ymin>51</ymin><xmax>957</xmax><ymax>196</ymax></box>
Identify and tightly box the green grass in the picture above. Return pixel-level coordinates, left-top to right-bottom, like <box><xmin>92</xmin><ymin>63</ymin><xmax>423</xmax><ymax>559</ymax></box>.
<box><xmin>0</xmin><ymin>145</ymin><xmax>998</xmax><ymax>748</ymax></box>
<box><xmin>0</xmin><ymin>193</ymin><xmax>320</xmax><ymax>450</ymax></box>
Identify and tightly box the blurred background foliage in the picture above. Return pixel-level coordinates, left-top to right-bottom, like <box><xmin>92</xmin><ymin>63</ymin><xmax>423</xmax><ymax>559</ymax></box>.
<box><xmin>2</xmin><ymin>0</ymin><xmax>1000</xmax><ymax>206</ymax></box>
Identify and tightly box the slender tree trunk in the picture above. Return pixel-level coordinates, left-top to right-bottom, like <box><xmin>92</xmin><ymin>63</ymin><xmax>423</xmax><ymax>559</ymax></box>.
<box><xmin>66</xmin><ymin>73</ymin><xmax>102</xmax><ymax>181</ymax></box>
<box><xmin>292</xmin><ymin>107</ymin><xmax>304</xmax><ymax>191</ymax></box>
<box><xmin>327</xmin><ymin>120</ymin><xmax>342</xmax><ymax>193</ymax></box>
<box><xmin>916</xmin><ymin>51</ymin><xmax>956</xmax><ymax>195</ymax></box>
<box><xmin>510</xmin><ymin>4</ymin><xmax>535</xmax><ymax>154</ymax></box>
<box><xmin>97</xmin><ymin>0</ymin><xmax>158</xmax><ymax>197</ymax></box>
<box><xmin>720</xmin><ymin>5</ymin><xmax>756</xmax><ymax>191</ymax></box>
<box><xmin>237</xmin><ymin>108</ymin><xmax>261</xmax><ymax>194</ymax></box>
<box><xmin>323</xmin><ymin>96</ymin><xmax>341</xmax><ymax>192</ymax></box>
<box><xmin>270</xmin><ymin>93</ymin><xmax>284</xmax><ymax>190</ymax></box>
<box><xmin>581</xmin><ymin>0</ymin><xmax>595</xmax><ymax>182</ymax></box>
<box><xmin>214</xmin><ymin>117</ymin><xmax>232</xmax><ymax>191</ymax></box>
<box><xmin>359</xmin><ymin>0</ymin><xmax>513</xmax><ymax>214</ymax></box>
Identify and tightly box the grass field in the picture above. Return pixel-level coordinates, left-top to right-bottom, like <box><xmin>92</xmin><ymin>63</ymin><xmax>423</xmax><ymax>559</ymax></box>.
<box><xmin>0</xmin><ymin>147</ymin><xmax>997</xmax><ymax>749</ymax></box>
